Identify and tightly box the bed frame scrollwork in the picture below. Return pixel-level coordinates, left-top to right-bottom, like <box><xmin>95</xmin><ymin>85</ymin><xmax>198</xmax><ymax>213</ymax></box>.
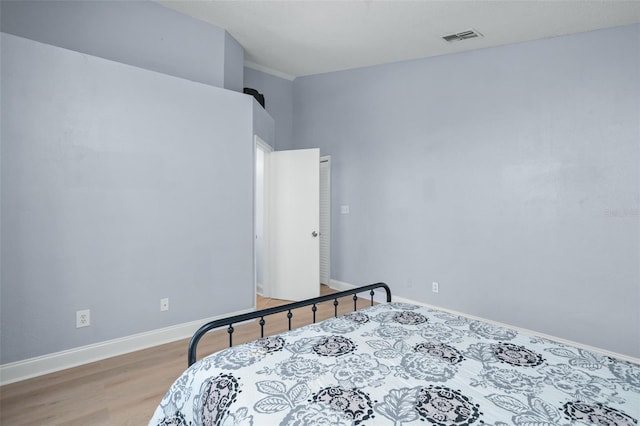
<box><xmin>188</xmin><ymin>282</ymin><xmax>391</xmax><ymax>366</ymax></box>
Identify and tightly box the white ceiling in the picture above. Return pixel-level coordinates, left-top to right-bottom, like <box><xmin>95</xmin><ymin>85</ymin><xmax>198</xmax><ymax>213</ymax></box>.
<box><xmin>159</xmin><ymin>1</ymin><xmax>640</xmax><ymax>80</ymax></box>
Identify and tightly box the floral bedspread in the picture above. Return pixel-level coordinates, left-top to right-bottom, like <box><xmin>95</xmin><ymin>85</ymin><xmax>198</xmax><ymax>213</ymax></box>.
<box><xmin>150</xmin><ymin>302</ymin><xmax>639</xmax><ymax>425</ymax></box>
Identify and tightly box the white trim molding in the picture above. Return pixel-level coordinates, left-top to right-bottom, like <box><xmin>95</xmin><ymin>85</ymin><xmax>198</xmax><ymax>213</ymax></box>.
<box><xmin>245</xmin><ymin>61</ymin><xmax>295</xmax><ymax>81</ymax></box>
<box><xmin>0</xmin><ymin>307</ymin><xmax>254</xmax><ymax>386</ymax></box>
<box><xmin>5</xmin><ymin>282</ymin><xmax>637</xmax><ymax>386</ymax></box>
<box><xmin>329</xmin><ymin>280</ymin><xmax>640</xmax><ymax>365</ymax></box>
<box><xmin>328</xmin><ymin>279</ymin><xmax>355</xmax><ymax>292</ymax></box>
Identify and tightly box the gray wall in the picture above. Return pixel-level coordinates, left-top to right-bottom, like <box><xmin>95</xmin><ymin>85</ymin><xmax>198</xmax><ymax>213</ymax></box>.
<box><xmin>292</xmin><ymin>25</ymin><xmax>640</xmax><ymax>357</ymax></box>
<box><xmin>1</xmin><ymin>33</ymin><xmax>256</xmax><ymax>363</ymax></box>
<box><xmin>0</xmin><ymin>0</ymin><xmax>241</xmax><ymax>90</ymax></box>
<box><xmin>252</xmin><ymin>101</ymin><xmax>276</xmax><ymax>149</ymax></box>
<box><xmin>224</xmin><ymin>32</ymin><xmax>245</xmax><ymax>93</ymax></box>
<box><xmin>244</xmin><ymin>67</ymin><xmax>294</xmax><ymax>149</ymax></box>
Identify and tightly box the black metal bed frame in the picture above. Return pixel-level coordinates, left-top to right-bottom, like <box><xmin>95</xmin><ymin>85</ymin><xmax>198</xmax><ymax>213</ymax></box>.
<box><xmin>187</xmin><ymin>282</ymin><xmax>391</xmax><ymax>366</ymax></box>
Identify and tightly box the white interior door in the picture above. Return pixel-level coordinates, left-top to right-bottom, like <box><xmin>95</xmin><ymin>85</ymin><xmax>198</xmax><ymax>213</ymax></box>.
<box><xmin>268</xmin><ymin>148</ymin><xmax>320</xmax><ymax>300</ymax></box>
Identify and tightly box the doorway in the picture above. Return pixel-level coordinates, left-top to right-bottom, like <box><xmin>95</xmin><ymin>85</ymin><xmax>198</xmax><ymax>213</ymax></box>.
<box><xmin>254</xmin><ymin>137</ymin><xmax>330</xmax><ymax>300</ymax></box>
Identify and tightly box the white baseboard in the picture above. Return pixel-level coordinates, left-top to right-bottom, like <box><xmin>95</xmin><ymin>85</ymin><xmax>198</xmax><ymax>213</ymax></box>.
<box><xmin>328</xmin><ymin>279</ymin><xmax>353</xmax><ymax>292</ymax></box>
<box><xmin>329</xmin><ymin>279</ymin><xmax>391</xmax><ymax>304</ymax></box>
<box><xmin>4</xmin><ymin>283</ymin><xmax>637</xmax><ymax>386</ymax></box>
<box><xmin>328</xmin><ymin>280</ymin><xmax>640</xmax><ymax>365</ymax></box>
<box><xmin>0</xmin><ymin>307</ymin><xmax>254</xmax><ymax>386</ymax></box>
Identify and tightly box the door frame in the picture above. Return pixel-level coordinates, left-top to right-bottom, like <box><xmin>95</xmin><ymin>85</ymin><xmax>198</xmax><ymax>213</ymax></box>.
<box><xmin>254</xmin><ymin>136</ymin><xmax>273</xmax><ymax>299</ymax></box>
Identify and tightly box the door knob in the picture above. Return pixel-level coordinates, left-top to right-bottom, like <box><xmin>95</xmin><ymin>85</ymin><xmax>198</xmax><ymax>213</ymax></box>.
<box><xmin>311</xmin><ymin>231</ymin><xmax>318</xmax><ymax>237</ymax></box>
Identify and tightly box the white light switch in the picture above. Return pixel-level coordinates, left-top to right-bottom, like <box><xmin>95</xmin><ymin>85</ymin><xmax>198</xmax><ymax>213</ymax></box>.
<box><xmin>340</xmin><ymin>205</ymin><xmax>350</xmax><ymax>214</ymax></box>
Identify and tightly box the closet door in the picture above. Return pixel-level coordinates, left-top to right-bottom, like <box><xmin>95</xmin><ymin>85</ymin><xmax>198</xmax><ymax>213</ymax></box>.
<box><xmin>319</xmin><ymin>157</ymin><xmax>331</xmax><ymax>285</ymax></box>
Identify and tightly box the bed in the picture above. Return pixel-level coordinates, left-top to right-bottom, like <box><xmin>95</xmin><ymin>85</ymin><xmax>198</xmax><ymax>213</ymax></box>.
<box><xmin>150</xmin><ymin>283</ymin><xmax>639</xmax><ymax>425</ymax></box>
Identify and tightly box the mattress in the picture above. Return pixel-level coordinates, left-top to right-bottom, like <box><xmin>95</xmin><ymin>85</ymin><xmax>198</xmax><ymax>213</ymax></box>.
<box><xmin>150</xmin><ymin>302</ymin><xmax>639</xmax><ymax>425</ymax></box>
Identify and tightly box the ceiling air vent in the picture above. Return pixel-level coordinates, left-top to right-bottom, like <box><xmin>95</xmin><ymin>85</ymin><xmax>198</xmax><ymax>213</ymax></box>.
<box><xmin>442</xmin><ymin>29</ymin><xmax>483</xmax><ymax>43</ymax></box>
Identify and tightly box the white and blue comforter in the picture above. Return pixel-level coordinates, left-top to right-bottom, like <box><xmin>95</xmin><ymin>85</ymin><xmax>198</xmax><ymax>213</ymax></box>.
<box><xmin>150</xmin><ymin>302</ymin><xmax>639</xmax><ymax>425</ymax></box>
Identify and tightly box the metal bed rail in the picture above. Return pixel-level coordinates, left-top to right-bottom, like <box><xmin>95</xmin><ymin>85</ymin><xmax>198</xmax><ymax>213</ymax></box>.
<box><xmin>188</xmin><ymin>282</ymin><xmax>391</xmax><ymax>366</ymax></box>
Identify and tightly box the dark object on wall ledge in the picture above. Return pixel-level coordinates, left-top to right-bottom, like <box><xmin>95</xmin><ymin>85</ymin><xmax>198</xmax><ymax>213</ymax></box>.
<box><xmin>243</xmin><ymin>87</ymin><xmax>265</xmax><ymax>108</ymax></box>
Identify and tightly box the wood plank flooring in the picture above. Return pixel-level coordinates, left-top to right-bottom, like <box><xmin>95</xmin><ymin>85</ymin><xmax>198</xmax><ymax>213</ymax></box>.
<box><xmin>0</xmin><ymin>286</ymin><xmax>377</xmax><ymax>425</ymax></box>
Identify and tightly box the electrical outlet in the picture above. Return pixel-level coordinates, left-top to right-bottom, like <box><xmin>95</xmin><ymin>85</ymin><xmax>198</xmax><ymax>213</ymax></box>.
<box><xmin>432</xmin><ymin>282</ymin><xmax>439</xmax><ymax>293</ymax></box>
<box><xmin>160</xmin><ymin>298</ymin><xmax>169</xmax><ymax>312</ymax></box>
<box><xmin>76</xmin><ymin>309</ymin><xmax>90</xmax><ymax>328</ymax></box>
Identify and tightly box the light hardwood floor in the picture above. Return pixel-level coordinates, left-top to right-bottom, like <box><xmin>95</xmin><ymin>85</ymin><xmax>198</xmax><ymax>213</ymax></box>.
<box><xmin>0</xmin><ymin>286</ymin><xmax>377</xmax><ymax>425</ymax></box>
